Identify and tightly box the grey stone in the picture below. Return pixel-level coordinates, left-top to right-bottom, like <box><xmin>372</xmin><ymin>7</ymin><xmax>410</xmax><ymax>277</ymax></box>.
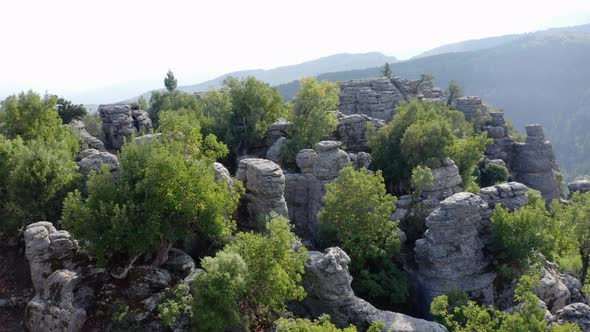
<box><xmin>127</xmin><ymin>266</ymin><xmax>172</xmax><ymax>301</ymax></box>
<box><xmin>99</xmin><ymin>104</ymin><xmax>152</xmax><ymax>149</ymax></box>
<box><xmin>452</xmin><ymin>96</ymin><xmax>488</xmax><ymax>121</ymax></box>
<box><xmin>552</xmin><ymin>303</ymin><xmax>590</xmax><ymax>331</ymax></box>
<box><xmin>77</xmin><ymin>150</ymin><xmax>120</xmax><ymax>175</ymax></box>
<box><xmin>335</xmin><ymin>114</ymin><xmax>385</xmax><ymax>152</ymax></box>
<box><xmin>301</xmin><ymin>248</ymin><xmax>447</xmax><ymax>331</ymax></box>
<box><xmin>420</xmin><ymin>159</ymin><xmax>463</xmax><ymax>202</ymax></box>
<box><xmin>162</xmin><ymin>248</ymin><xmax>195</xmax><ymax>280</ymax></box>
<box><xmin>568</xmin><ymin>180</ymin><xmax>590</xmax><ymax>198</ymax></box>
<box><xmin>134</xmin><ymin>133</ymin><xmax>162</xmax><ymax>145</ymax></box>
<box><xmin>415</xmin><ymin>193</ymin><xmax>496</xmax><ymax>308</ymax></box>
<box><xmin>69</xmin><ymin>119</ymin><xmax>105</xmax><ymax>151</ymax></box>
<box><xmin>479</xmin><ymin>182</ymin><xmax>529</xmax><ymax>210</ymax></box>
<box><xmin>236</xmin><ymin>158</ymin><xmax>288</xmax><ymax>228</ymax></box>
<box><xmin>266</xmin><ymin>136</ymin><xmax>287</xmax><ymax>163</ymax></box>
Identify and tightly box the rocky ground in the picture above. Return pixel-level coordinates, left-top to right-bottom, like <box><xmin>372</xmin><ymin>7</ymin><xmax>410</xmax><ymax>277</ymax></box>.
<box><xmin>0</xmin><ymin>243</ymin><xmax>34</xmax><ymax>332</ymax></box>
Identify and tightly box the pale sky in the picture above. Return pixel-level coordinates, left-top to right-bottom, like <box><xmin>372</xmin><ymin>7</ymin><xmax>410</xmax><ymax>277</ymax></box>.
<box><xmin>1</xmin><ymin>0</ymin><xmax>590</xmax><ymax>104</ymax></box>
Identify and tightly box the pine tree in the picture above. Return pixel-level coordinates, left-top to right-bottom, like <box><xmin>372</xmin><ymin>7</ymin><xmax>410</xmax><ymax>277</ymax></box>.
<box><xmin>380</xmin><ymin>62</ymin><xmax>392</xmax><ymax>79</ymax></box>
<box><xmin>164</xmin><ymin>70</ymin><xmax>178</xmax><ymax>92</ymax></box>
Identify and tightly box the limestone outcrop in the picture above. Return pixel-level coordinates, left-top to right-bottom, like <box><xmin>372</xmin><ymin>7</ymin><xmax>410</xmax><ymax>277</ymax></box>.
<box><xmin>420</xmin><ymin>159</ymin><xmax>463</xmax><ymax>202</ymax></box>
<box><xmin>285</xmin><ymin>141</ymin><xmax>350</xmax><ymax>243</ymax></box>
<box><xmin>76</xmin><ymin>149</ymin><xmax>120</xmax><ymax>175</ymax></box>
<box><xmin>335</xmin><ymin>113</ymin><xmax>385</xmax><ymax>152</ymax></box>
<box><xmin>452</xmin><ymin>96</ymin><xmax>489</xmax><ymax>121</ymax></box>
<box><xmin>511</xmin><ymin>125</ymin><xmax>561</xmax><ymax>201</ymax></box>
<box><xmin>300</xmin><ymin>247</ymin><xmax>447</xmax><ymax>331</ymax></box>
<box><xmin>414</xmin><ymin>193</ymin><xmax>496</xmax><ymax>309</ymax></box>
<box><xmin>484</xmin><ymin>112</ymin><xmax>514</xmax><ymax>162</ymax></box>
<box><xmin>338</xmin><ymin>76</ymin><xmax>443</xmax><ymax>121</ymax></box>
<box><xmin>568</xmin><ymin>180</ymin><xmax>590</xmax><ymax>198</ymax></box>
<box><xmin>69</xmin><ymin>119</ymin><xmax>105</xmax><ymax>151</ymax></box>
<box><xmin>552</xmin><ymin>303</ymin><xmax>590</xmax><ymax>331</ymax></box>
<box><xmin>99</xmin><ymin>104</ymin><xmax>152</xmax><ymax>150</ymax></box>
<box><xmin>236</xmin><ymin>158</ymin><xmax>288</xmax><ymax>228</ymax></box>
<box><xmin>479</xmin><ymin>182</ymin><xmax>529</xmax><ymax>210</ymax></box>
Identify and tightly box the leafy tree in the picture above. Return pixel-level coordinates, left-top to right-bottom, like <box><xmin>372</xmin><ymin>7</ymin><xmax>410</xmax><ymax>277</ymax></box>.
<box><xmin>158</xmin><ymin>284</ymin><xmax>193</xmax><ymax>328</ymax></box>
<box><xmin>491</xmin><ymin>191</ymin><xmax>557</xmax><ymax>278</ymax></box>
<box><xmin>197</xmin><ymin>89</ymin><xmax>233</xmax><ymax>141</ymax></box>
<box><xmin>148</xmin><ymin>88</ymin><xmax>200</xmax><ymax>129</ymax></box>
<box><xmin>61</xmin><ymin>112</ymin><xmax>241</xmax><ymax>267</ymax></box>
<box><xmin>449</xmin><ymin>133</ymin><xmax>493</xmax><ymax>192</ymax></box>
<box><xmin>380</xmin><ymin>62</ymin><xmax>393</xmax><ymax>79</ymax></box>
<box><xmin>319</xmin><ymin>167</ymin><xmax>399</xmax><ymax>266</ymax></box>
<box><xmin>193</xmin><ymin>251</ymin><xmax>249</xmax><ymax>331</ymax></box>
<box><xmin>193</xmin><ymin>214</ymin><xmax>307</xmax><ymax>330</ymax></box>
<box><xmin>370</xmin><ymin>100</ymin><xmax>473</xmax><ymax>190</ymax></box>
<box><xmin>319</xmin><ymin>167</ymin><xmax>407</xmax><ymax>307</ymax></box>
<box><xmin>281</xmin><ymin>78</ymin><xmax>339</xmax><ymax>167</ymax></box>
<box><xmin>164</xmin><ymin>69</ymin><xmax>178</xmax><ymax>92</ymax></box>
<box><xmin>223</xmin><ymin>76</ymin><xmax>286</xmax><ymax>157</ymax></box>
<box><xmin>55</xmin><ymin>97</ymin><xmax>87</xmax><ymax>124</ymax></box>
<box><xmin>431</xmin><ymin>275</ymin><xmax>581</xmax><ymax>332</ymax></box>
<box><xmin>275</xmin><ymin>314</ymin><xmax>386</xmax><ymax>332</ymax></box>
<box><xmin>411</xmin><ymin>165</ymin><xmax>434</xmax><ymax>200</ymax></box>
<box><xmin>446</xmin><ymin>80</ymin><xmax>464</xmax><ymax>106</ymax></box>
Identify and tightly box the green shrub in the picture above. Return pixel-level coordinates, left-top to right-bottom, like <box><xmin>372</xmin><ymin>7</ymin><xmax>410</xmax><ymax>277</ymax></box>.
<box><xmin>411</xmin><ymin>165</ymin><xmax>433</xmax><ymax>200</ymax></box>
<box><xmin>158</xmin><ymin>284</ymin><xmax>193</xmax><ymax>327</ymax></box>
<box><xmin>479</xmin><ymin>161</ymin><xmax>510</xmax><ymax>187</ymax></box>
<box><xmin>275</xmin><ymin>314</ymin><xmax>357</xmax><ymax>332</ymax></box>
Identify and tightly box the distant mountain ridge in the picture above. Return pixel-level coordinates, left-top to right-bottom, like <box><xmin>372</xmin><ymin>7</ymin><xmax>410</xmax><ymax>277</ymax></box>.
<box><xmin>126</xmin><ymin>52</ymin><xmax>397</xmax><ymax>102</ymax></box>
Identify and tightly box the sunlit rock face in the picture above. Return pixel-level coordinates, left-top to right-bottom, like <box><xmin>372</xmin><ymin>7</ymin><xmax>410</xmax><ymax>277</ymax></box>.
<box><xmin>99</xmin><ymin>103</ymin><xmax>152</xmax><ymax>150</ymax></box>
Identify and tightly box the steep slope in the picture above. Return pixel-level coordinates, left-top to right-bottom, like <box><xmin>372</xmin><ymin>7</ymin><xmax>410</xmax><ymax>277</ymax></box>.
<box><xmin>277</xmin><ymin>32</ymin><xmax>590</xmax><ymax>178</ymax></box>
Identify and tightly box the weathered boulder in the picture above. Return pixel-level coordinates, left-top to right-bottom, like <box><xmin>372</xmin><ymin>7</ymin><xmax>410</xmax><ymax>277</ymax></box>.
<box><xmin>338</xmin><ymin>76</ymin><xmax>443</xmax><ymax>122</ymax></box>
<box><xmin>99</xmin><ymin>104</ymin><xmax>152</xmax><ymax>149</ymax></box>
<box><xmin>335</xmin><ymin>113</ymin><xmax>385</xmax><ymax>152</ymax></box>
<box><xmin>414</xmin><ymin>193</ymin><xmax>496</xmax><ymax>309</ymax></box>
<box><xmin>77</xmin><ymin>150</ymin><xmax>120</xmax><ymax>175</ymax></box>
<box><xmin>134</xmin><ymin>132</ymin><xmax>161</xmax><ymax>145</ymax></box>
<box><xmin>452</xmin><ymin>96</ymin><xmax>488</xmax><ymax>121</ymax></box>
<box><xmin>349</xmin><ymin>152</ymin><xmax>372</xmax><ymax>171</ymax></box>
<box><xmin>236</xmin><ymin>158</ymin><xmax>288</xmax><ymax>228</ymax></box>
<box><xmin>266</xmin><ymin>136</ymin><xmax>287</xmax><ymax>163</ymax></box>
<box><xmin>300</xmin><ymin>247</ymin><xmax>447</xmax><ymax>331</ymax></box>
<box><xmin>285</xmin><ymin>142</ymin><xmax>349</xmax><ymax>244</ymax></box>
<box><xmin>511</xmin><ymin>125</ymin><xmax>561</xmax><ymax>201</ymax></box>
<box><xmin>568</xmin><ymin>180</ymin><xmax>590</xmax><ymax>198</ymax></box>
<box><xmin>265</xmin><ymin>120</ymin><xmax>292</xmax><ymax>147</ymax></box>
<box><xmin>69</xmin><ymin>119</ymin><xmax>105</xmax><ymax>151</ymax></box>
<box><xmin>552</xmin><ymin>303</ymin><xmax>590</xmax><ymax>331</ymax></box>
<box><xmin>420</xmin><ymin>159</ymin><xmax>463</xmax><ymax>202</ymax></box>
<box><xmin>484</xmin><ymin>112</ymin><xmax>515</xmax><ymax>162</ymax></box>
<box><xmin>479</xmin><ymin>182</ymin><xmax>529</xmax><ymax>210</ymax></box>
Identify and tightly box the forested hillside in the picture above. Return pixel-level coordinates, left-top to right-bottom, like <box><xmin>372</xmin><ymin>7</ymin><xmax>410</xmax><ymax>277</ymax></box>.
<box><xmin>277</xmin><ymin>32</ymin><xmax>590</xmax><ymax>179</ymax></box>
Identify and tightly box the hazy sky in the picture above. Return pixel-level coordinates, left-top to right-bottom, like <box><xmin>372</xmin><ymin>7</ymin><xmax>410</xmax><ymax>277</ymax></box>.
<box><xmin>1</xmin><ymin>0</ymin><xmax>590</xmax><ymax>103</ymax></box>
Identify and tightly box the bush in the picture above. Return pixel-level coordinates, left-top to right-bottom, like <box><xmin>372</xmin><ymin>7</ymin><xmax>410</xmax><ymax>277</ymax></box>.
<box><xmin>55</xmin><ymin>97</ymin><xmax>87</xmax><ymax>124</ymax></box>
<box><xmin>449</xmin><ymin>133</ymin><xmax>493</xmax><ymax>191</ymax></box>
<box><xmin>62</xmin><ymin>112</ymin><xmax>241</xmax><ymax>266</ymax></box>
<box><xmin>411</xmin><ymin>165</ymin><xmax>433</xmax><ymax>200</ymax></box>
<box><xmin>479</xmin><ymin>161</ymin><xmax>510</xmax><ymax>187</ymax></box>
<box><xmin>158</xmin><ymin>284</ymin><xmax>193</xmax><ymax>328</ymax></box>
<box><xmin>280</xmin><ymin>78</ymin><xmax>339</xmax><ymax>168</ymax></box>
<box><xmin>431</xmin><ymin>275</ymin><xmax>581</xmax><ymax>332</ymax></box>
<box><xmin>355</xmin><ymin>260</ymin><xmax>409</xmax><ymax>306</ymax></box>
<box><xmin>193</xmin><ymin>214</ymin><xmax>307</xmax><ymax>330</ymax></box>
<box><xmin>275</xmin><ymin>314</ymin><xmax>357</xmax><ymax>332</ymax></box>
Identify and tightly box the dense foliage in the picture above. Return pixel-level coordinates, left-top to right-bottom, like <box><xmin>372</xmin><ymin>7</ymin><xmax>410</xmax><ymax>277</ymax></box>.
<box><xmin>491</xmin><ymin>191</ymin><xmax>557</xmax><ymax>278</ymax></box>
<box><xmin>61</xmin><ymin>112</ymin><xmax>241</xmax><ymax>265</ymax></box>
<box><xmin>55</xmin><ymin>97</ymin><xmax>87</xmax><ymax>124</ymax></box>
<box><xmin>275</xmin><ymin>314</ymin><xmax>386</xmax><ymax>332</ymax></box>
<box><xmin>431</xmin><ymin>274</ymin><xmax>581</xmax><ymax>332</ymax></box>
<box><xmin>478</xmin><ymin>161</ymin><xmax>510</xmax><ymax>188</ymax></box>
<box><xmin>280</xmin><ymin>78</ymin><xmax>339</xmax><ymax>167</ymax></box>
<box><xmin>411</xmin><ymin>165</ymin><xmax>434</xmax><ymax>199</ymax></box>
<box><xmin>193</xmin><ymin>214</ymin><xmax>307</xmax><ymax>330</ymax></box>
<box><xmin>369</xmin><ymin>99</ymin><xmax>486</xmax><ymax>193</ymax></box>
<box><xmin>448</xmin><ymin>133</ymin><xmax>493</xmax><ymax>192</ymax></box>
<box><xmin>319</xmin><ymin>166</ymin><xmax>408</xmax><ymax>307</ymax></box>
<box><xmin>0</xmin><ymin>91</ymin><xmax>80</xmax><ymax>234</ymax></box>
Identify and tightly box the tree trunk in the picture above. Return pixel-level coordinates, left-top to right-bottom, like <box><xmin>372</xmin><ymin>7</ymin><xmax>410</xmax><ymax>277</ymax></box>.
<box><xmin>111</xmin><ymin>254</ymin><xmax>141</xmax><ymax>279</ymax></box>
<box><xmin>151</xmin><ymin>240</ymin><xmax>173</xmax><ymax>267</ymax></box>
<box><xmin>580</xmin><ymin>249</ymin><xmax>589</xmax><ymax>286</ymax></box>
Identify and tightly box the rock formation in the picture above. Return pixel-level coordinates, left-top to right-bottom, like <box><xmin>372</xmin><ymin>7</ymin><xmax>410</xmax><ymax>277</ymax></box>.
<box><xmin>76</xmin><ymin>149</ymin><xmax>120</xmax><ymax>175</ymax></box>
<box><xmin>335</xmin><ymin>113</ymin><xmax>385</xmax><ymax>152</ymax></box>
<box><xmin>483</xmin><ymin>111</ymin><xmax>514</xmax><ymax>162</ymax></box>
<box><xmin>68</xmin><ymin>119</ymin><xmax>105</xmax><ymax>151</ymax></box>
<box><xmin>236</xmin><ymin>158</ymin><xmax>288</xmax><ymax>228</ymax></box>
<box><xmin>420</xmin><ymin>159</ymin><xmax>463</xmax><ymax>201</ymax></box>
<box><xmin>452</xmin><ymin>96</ymin><xmax>489</xmax><ymax>121</ymax></box>
<box><xmin>99</xmin><ymin>104</ymin><xmax>152</xmax><ymax>150</ymax></box>
<box><xmin>568</xmin><ymin>180</ymin><xmax>590</xmax><ymax>198</ymax></box>
<box><xmin>552</xmin><ymin>303</ymin><xmax>590</xmax><ymax>331</ymax></box>
<box><xmin>300</xmin><ymin>247</ymin><xmax>447</xmax><ymax>331</ymax></box>
<box><xmin>338</xmin><ymin>76</ymin><xmax>443</xmax><ymax>121</ymax></box>
<box><xmin>479</xmin><ymin>182</ymin><xmax>529</xmax><ymax>210</ymax></box>
<box><xmin>284</xmin><ymin>141</ymin><xmax>350</xmax><ymax>243</ymax></box>
<box><xmin>414</xmin><ymin>193</ymin><xmax>496</xmax><ymax>309</ymax></box>
<box><xmin>511</xmin><ymin>124</ymin><xmax>561</xmax><ymax>201</ymax></box>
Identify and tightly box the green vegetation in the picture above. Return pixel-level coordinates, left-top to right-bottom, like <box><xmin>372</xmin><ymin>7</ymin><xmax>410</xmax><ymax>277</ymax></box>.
<box><xmin>281</xmin><ymin>77</ymin><xmax>339</xmax><ymax>168</ymax></box>
<box><xmin>411</xmin><ymin>165</ymin><xmax>434</xmax><ymax>200</ymax></box>
<box><xmin>478</xmin><ymin>161</ymin><xmax>510</xmax><ymax>188</ymax></box>
<box><xmin>491</xmin><ymin>191</ymin><xmax>557</xmax><ymax>278</ymax></box>
<box><xmin>61</xmin><ymin>112</ymin><xmax>241</xmax><ymax>266</ymax></box>
<box><xmin>164</xmin><ymin>69</ymin><xmax>178</xmax><ymax>92</ymax></box>
<box><xmin>55</xmin><ymin>97</ymin><xmax>87</xmax><ymax>124</ymax></box>
<box><xmin>275</xmin><ymin>314</ymin><xmax>387</xmax><ymax>332</ymax></box>
<box><xmin>193</xmin><ymin>214</ymin><xmax>307</xmax><ymax>331</ymax></box>
<box><xmin>432</xmin><ymin>275</ymin><xmax>581</xmax><ymax>332</ymax></box>
<box><xmin>0</xmin><ymin>91</ymin><xmax>80</xmax><ymax>235</ymax></box>
<box><xmin>446</xmin><ymin>80</ymin><xmax>463</xmax><ymax>106</ymax></box>
<box><xmin>157</xmin><ymin>284</ymin><xmax>193</xmax><ymax>328</ymax></box>
<box><xmin>448</xmin><ymin>133</ymin><xmax>493</xmax><ymax>192</ymax></box>
<box><xmin>380</xmin><ymin>62</ymin><xmax>393</xmax><ymax>79</ymax></box>
<box><xmin>319</xmin><ymin>166</ymin><xmax>408</xmax><ymax>307</ymax></box>
<box><xmin>369</xmin><ymin>100</ymin><xmax>485</xmax><ymax>192</ymax></box>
